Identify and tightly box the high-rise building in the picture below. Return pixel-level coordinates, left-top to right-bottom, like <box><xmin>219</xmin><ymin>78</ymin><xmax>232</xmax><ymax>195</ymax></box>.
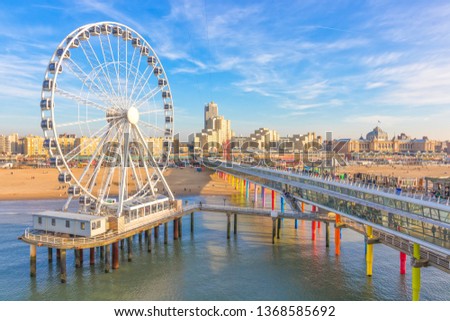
<box><xmin>190</xmin><ymin>101</ymin><xmax>234</xmax><ymax>152</ymax></box>
<box><xmin>204</xmin><ymin>101</ymin><xmax>218</xmax><ymax>129</ymax></box>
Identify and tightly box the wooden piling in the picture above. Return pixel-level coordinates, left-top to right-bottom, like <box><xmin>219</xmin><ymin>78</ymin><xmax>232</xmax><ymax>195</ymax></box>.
<box><xmin>90</xmin><ymin>248</ymin><xmax>95</xmax><ymax>266</ymax></box>
<box><xmin>60</xmin><ymin>249</ymin><xmax>66</xmax><ymax>283</ymax></box>
<box><xmin>105</xmin><ymin>244</ymin><xmax>111</xmax><ymax>273</ymax></box>
<box><xmin>56</xmin><ymin>249</ymin><xmax>61</xmax><ymax>262</ymax></box>
<box><xmin>147</xmin><ymin>229</ymin><xmax>152</xmax><ymax>253</ymax></box>
<box><xmin>178</xmin><ymin>218</ymin><xmax>182</xmax><ymax>238</ymax></box>
<box><xmin>164</xmin><ymin>223</ymin><xmax>168</xmax><ymax>244</ymax></box>
<box><xmin>154</xmin><ymin>226</ymin><xmax>159</xmax><ymax>239</ymax></box>
<box><xmin>79</xmin><ymin>249</ymin><xmax>83</xmax><ymax>265</ymax></box>
<box><xmin>138</xmin><ymin>232</ymin><xmax>142</xmax><ymax>245</ymax></box>
<box><xmin>100</xmin><ymin>246</ymin><xmax>105</xmax><ymax>260</ymax></box>
<box><xmin>190</xmin><ymin>212</ymin><xmax>194</xmax><ymax>233</ymax></box>
<box><xmin>112</xmin><ymin>242</ymin><xmax>119</xmax><ymax>269</ymax></box>
<box><xmin>120</xmin><ymin>239</ymin><xmax>125</xmax><ymax>250</ymax></box>
<box><xmin>75</xmin><ymin>249</ymin><xmax>81</xmax><ymax>268</ymax></box>
<box><xmin>30</xmin><ymin>245</ymin><xmax>36</xmax><ymax>277</ymax></box>
<box><xmin>234</xmin><ymin>214</ymin><xmax>237</xmax><ymax>235</ymax></box>
<box><xmin>173</xmin><ymin>219</ymin><xmax>179</xmax><ymax>240</ymax></box>
<box><xmin>325</xmin><ymin>222</ymin><xmax>330</xmax><ymax>248</ymax></box>
<box><xmin>272</xmin><ymin>219</ymin><xmax>276</xmax><ymax>244</ymax></box>
<box><xmin>48</xmin><ymin>248</ymin><xmax>53</xmax><ymax>263</ymax></box>
<box><xmin>227</xmin><ymin>214</ymin><xmax>231</xmax><ymax>239</ymax></box>
<box><xmin>127</xmin><ymin>237</ymin><xmax>133</xmax><ymax>262</ymax></box>
<box><xmin>277</xmin><ymin>218</ymin><xmax>281</xmax><ymax>239</ymax></box>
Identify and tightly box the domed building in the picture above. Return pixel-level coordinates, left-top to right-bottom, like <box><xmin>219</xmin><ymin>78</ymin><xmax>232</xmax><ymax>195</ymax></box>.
<box><xmin>366</xmin><ymin>126</ymin><xmax>389</xmax><ymax>141</ymax></box>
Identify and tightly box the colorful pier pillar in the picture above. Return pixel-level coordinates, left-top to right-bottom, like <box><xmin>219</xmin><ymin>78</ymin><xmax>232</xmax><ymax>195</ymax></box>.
<box><xmin>335</xmin><ymin>214</ymin><xmax>341</xmax><ymax>256</ymax></box>
<box><xmin>280</xmin><ymin>196</ymin><xmax>285</xmax><ymax>213</ymax></box>
<box><xmin>30</xmin><ymin>245</ymin><xmax>36</xmax><ymax>277</ymax></box>
<box><xmin>412</xmin><ymin>243</ymin><xmax>421</xmax><ymax>301</ymax></box>
<box><xmin>253</xmin><ymin>185</ymin><xmax>258</xmax><ymax>204</ymax></box>
<box><xmin>366</xmin><ymin>226</ymin><xmax>374</xmax><ymax>276</ymax></box>
<box><xmin>400</xmin><ymin>252</ymin><xmax>406</xmax><ymax>275</ymax></box>
<box><xmin>245</xmin><ymin>181</ymin><xmax>250</xmax><ymax>200</ymax></box>
<box><xmin>311</xmin><ymin>221</ymin><xmax>317</xmax><ymax>241</ymax></box>
<box><xmin>301</xmin><ymin>202</ymin><xmax>305</xmax><ymax>213</ymax></box>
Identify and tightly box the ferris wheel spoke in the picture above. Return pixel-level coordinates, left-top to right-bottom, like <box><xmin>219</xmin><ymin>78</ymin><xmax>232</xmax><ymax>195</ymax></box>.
<box><xmin>87</xmin><ymin>36</ymin><xmax>119</xmax><ymax>101</ymax></box>
<box><xmin>129</xmin><ymin>65</ymin><xmax>150</xmax><ymax>101</ymax></box>
<box><xmin>78</xmin><ymin>41</ymin><xmax>116</xmax><ymax>102</ymax></box>
<box><xmin>78</xmin><ymin>125</ymin><xmax>116</xmax><ymax>186</ymax></box>
<box><xmin>63</xmin><ymin>122</ymin><xmax>109</xmax><ymax>163</ymax></box>
<box><xmin>131</xmin><ymin>66</ymin><xmax>157</xmax><ymax>105</ymax></box>
<box><xmin>131</xmin><ymin>124</ymin><xmax>155</xmax><ymax>196</ymax></box>
<box><xmin>136</xmin><ymin>120</ymin><xmax>166</xmax><ymax>134</ymax></box>
<box><xmin>57</xmin><ymin>115</ymin><xmax>119</xmax><ymax>128</ymax></box>
<box><xmin>63</xmin><ymin>58</ymin><xmax>115</xmax><ymax>107</ymax></box>
<box><xmin>134</xmin><ymin>125</ymin><xmax>174</xmax><ymax>200</ymax></box>
<box><xmin>104</xmin><ymin>33</ymin><xmax>122</xmax><ymax>98</ymax></box>
<box><xmin>129</xmin><ymin>62</ymin><xmax>149</xmax><ymax>102</ymax></box>
<box><xmin>138</xmin><ymin>109</ymin><xmax>163</xmax><ymax>116</ymax></box>
<box><xmin>55</xmin><ymin>88</ymin><xmax>109</xmax><ymax>113</ymax></box>
<box><xmin>134</xmin><ymin>86</ymin><xmax>163</xmax><ymax>110</ymax></box>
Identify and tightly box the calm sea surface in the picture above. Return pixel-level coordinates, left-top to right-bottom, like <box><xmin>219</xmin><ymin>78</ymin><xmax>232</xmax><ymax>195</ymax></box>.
<box><xmin>0</xmin><ymin>195</ymin><xmax>449</xmax><ymax>301</ymax></box>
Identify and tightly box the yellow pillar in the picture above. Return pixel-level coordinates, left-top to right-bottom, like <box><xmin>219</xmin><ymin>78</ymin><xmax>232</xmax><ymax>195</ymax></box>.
<box><xmin>412</xmin><ymin>243</ymin><xmax>421</xmax><ymax>301</ymax></box>
<box><xmin>366</xmin><ymin>226</ymin><xmax>373</xmax><ymax>276</ymax></box>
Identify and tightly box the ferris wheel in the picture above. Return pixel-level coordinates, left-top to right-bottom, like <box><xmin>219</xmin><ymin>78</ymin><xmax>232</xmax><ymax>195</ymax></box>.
<box><xmin>40</xmin><ymin>22</ymin><xmax>174</xmax><ymax>215</ymax></box>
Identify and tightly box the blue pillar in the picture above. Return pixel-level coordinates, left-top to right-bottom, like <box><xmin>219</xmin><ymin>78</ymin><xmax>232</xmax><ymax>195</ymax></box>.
<box><xmin>295</xmin><ymin>219</ymin><xmax>298</xmax><ymax>229</ymax></box>
<box><xmin>281</xmin><ymin>197</ymin><xmax>285</xmax><ymax>213</ymax></box>
<box><xmin>245</xmin><ymin>181</ymin><xmax>250</xmax><ymax>200</ymax></box>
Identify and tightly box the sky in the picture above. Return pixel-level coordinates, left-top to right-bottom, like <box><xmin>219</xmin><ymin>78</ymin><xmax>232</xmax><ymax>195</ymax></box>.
<box><xmin>1</xmin><ymin>0</ymin><xmax>450</xmax><ymax>140</ymax></box>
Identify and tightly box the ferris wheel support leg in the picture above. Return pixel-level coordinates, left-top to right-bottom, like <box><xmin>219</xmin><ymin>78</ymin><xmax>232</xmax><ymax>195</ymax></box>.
<box><xmin>63</xmin><ymin>196</ymin><xmax>73</xmax><ymax>212</ymax></box>
<box><xmin>117</xmin><ymin>126</ymin><xmax>131</xmax><ymax>216</ymax></box>
<box><xmin>134</xmin><ymin>125</ymin><xmax>174</xmax><ymax>200</ymax></box>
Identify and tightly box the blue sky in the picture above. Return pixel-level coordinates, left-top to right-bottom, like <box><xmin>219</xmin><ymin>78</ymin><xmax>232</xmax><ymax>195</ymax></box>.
<box><xmin>1</xmin><ymin>0</ymin><xmax>450</xmax><ymax>140</ymax></box>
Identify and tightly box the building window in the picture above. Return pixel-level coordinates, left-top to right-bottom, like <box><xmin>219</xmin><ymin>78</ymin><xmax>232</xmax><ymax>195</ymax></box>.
<box><xmin>96</xmin><ymin>221</ymin><xmax>101</xmax><ymax>229</ymax></box>
<box><xmin>80</xmin><ymin>222</ymin><xmax>85</xmax><ymax>230</ymax></box>
<box><xmin>51</xmin><ymin>219</ymin><xmax>56</xmax><ymax>226</ymax></box>
<box><xmin>65</xmin><ymin>220</ymin><xmax>70</xmax><ymax>228</ymax></box>
<box><xmin>38</xmin><ymin>217</ymin><xmax>42</xmax><ymax>225</ymax></box>
<box><xmin>92</xmin><ymin>222</ymin><xmax>96</xmax><ymax>230</ymax></box>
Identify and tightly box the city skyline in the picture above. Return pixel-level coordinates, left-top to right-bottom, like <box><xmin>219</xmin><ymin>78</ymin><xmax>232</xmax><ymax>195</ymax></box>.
<box><xmin>1</xmin><ymin>0</ymin><xmax>450</xmax><ymax>140</ymax></box>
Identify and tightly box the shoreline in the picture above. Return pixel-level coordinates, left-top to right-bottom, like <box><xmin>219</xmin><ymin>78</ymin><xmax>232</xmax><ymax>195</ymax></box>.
<box><xmin>0</xmin><ymin>164</ymin><xmax>449</xmax><ymax>201</ymax></box>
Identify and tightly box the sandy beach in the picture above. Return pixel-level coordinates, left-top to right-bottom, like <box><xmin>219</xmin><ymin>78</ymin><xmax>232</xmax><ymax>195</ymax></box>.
<box><xmin>0</xmin><ymin>164</ymin><xmax>449</xmax><ymax>201</ymax></box>
<box><xmin>0</xmin><ymin>167</ymin><xmax>238</xmax><ymax>201</ymax></box>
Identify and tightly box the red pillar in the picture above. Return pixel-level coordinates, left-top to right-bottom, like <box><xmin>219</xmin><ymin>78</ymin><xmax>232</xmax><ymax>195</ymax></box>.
<box><xmin>271</xmin><ymin>190</ymin><xmax>275</xmax><ymax>210</ymax></box>
<box><xmin>311</xmin><ymin>221</ymin><xmax>316</xmax><ymax>240</ymax></box>
<box><xmin>312</xmin><ymin>205</ymin><xmax>316</xmax><ymax>212</ymax></box>
<box><xmin>317</xmin><ymin>221</ymin><xmax>321</xmax><ymax>228</ymax></box>
<box><xmin>400</xmin><ymin>252</ymin><xmax>406</xmax><ymax>275</ymax></box>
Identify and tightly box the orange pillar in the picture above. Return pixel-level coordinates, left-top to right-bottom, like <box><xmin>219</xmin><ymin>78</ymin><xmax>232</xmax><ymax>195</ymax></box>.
<box><xmin>335</xmin><ymin>214</ymin><xmax>341</xmax><ymax>256</ymax></box>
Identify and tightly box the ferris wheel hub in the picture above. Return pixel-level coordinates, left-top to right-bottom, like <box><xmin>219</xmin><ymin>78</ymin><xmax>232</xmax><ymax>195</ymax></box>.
<box><xmin>126</xmin><ymin>106</ymin><xmax>139</xmax><ymax>125</ymax></box>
